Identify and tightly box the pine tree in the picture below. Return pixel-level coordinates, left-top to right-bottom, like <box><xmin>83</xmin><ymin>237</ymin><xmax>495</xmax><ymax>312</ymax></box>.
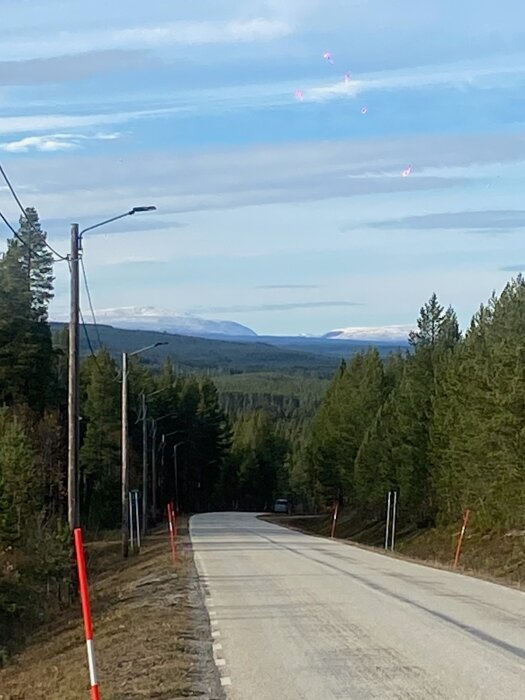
<box><xmin>0</xmin><ymin>415</ymin><xmax>38</xmax><ymax>546</ymax></box>
<box><xmin>307</xmin><ymin>350</ymin><xmax>387</xmax><ymax>506</ymax></box>
<box><xmin>79</xmin><ymin>350</ymin><xmax>121</xmax><ymax>528</ymax></box>
<box><xmin>0</xmin><ymin>208</ymin><xmax>55</xmax><ymax>411</ymax></box>
<box><xmin>5</xmin><ymin>208</ymin><xmax>54</xmax><ymax>321</ymax></box>
<box><xmin>232</xmin><ymin>410</ymin><xmax>288</xmax><ymax>510</ymax></box>
<box><xmin>430</xmin><ymin>279</ymin><xmax>525</xmax><ymax>530</ymax></box>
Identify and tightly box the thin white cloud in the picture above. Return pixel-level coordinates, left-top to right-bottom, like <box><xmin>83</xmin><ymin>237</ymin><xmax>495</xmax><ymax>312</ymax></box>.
<box><xmin>304</xmin><ymin>56</ymin><xmax>525</xmax><ymax>103</ymax></box>
<box><xmin>4</xmin><ymin>53</ymin><xmax>525</xmax><ymax>139</ymax></box>
<box><xmin>1</xmin><ymin>19</ymin><xmax>292</xmax><ymax>61</ymax></box>
<box><xmin>101</xmin><ymin>255</ymin><xmax>167</xmax><ymax>266</ymax></box>
<box><xmin>0</xmin><ymin>105</ymin><xmax>193</xmax><ymax>135</ymax></box>
<box><xmin>7</xmin><ymin>131</ymin><xmax>524</xmax><ymax>224</ymax></box>
<box><xmin>0</xmin><ymin>132</ymin><xmax>121</xmax><ymax>152</ymax></box>
<box><xmin>115</xmin><ymin>18</ymin><xmax>290</xmax><ymax>45</ymax></box>
<box><xmin>0</xmin><ymin>136</ymin><xmax>77</xmax><ymax>153</ymax></box>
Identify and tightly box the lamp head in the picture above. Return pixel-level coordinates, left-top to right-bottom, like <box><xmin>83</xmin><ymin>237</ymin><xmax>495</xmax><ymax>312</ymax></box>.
<box><xmin>130</xmin><ymin>206</ymin><xmax>157</xmax><ymax>214</ymax></box>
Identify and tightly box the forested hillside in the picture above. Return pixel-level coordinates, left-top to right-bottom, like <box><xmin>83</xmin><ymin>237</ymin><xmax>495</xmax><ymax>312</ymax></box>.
<box><xmin>52</xmin><ymin>322</ymin><xmax>341</xmax><ymax>375</ymax></box>
<box><xmin>296</xmin><ymin>286</ymin><xmax>525</xmax><ymax>538</ymax></box>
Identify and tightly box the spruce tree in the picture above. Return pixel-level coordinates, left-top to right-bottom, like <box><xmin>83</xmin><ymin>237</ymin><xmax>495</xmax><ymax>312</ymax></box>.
<box><xmin>79</xmin><ymin>350</ymin><xmax>121</xmax><ymax>528</ymax></box>
<box><xmin>5</xmin><ymin>208</ymin><xmax>54</xmax><ymax>321</ymax></box>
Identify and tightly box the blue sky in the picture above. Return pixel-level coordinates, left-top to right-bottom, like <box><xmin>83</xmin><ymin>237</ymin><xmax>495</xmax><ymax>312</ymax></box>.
<box><xmin>1</xmin><ymin>0</ymin><xmax>525</xmax><ymax>335</ymax></box>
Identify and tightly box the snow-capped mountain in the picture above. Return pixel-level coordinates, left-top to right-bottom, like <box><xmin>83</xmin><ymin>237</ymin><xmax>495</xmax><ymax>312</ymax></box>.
<box><xmin>94</xmin><ymin>307</ymin><xmax>257</xmax><ymax>338</ymax></box>
<box><xmin>324</xmin><ymin>325</ymin><xmax>413</xmax><ymax>342</ymax></box>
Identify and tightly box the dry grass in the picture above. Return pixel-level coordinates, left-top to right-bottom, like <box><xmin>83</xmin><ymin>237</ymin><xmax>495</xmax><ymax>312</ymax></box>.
<box><xmin>266</xmin><ymin>513</ymin><xmax>524</xmax><ymax>589</ymax></box>
<box><xmin>0</xmin><ymin>520</ymin><xmax>223</xmax><ymax>700</ymax></box>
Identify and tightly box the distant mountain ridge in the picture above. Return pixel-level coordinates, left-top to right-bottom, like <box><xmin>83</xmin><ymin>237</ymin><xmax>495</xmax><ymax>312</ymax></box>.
<box><xmin>78</xmin><ymin>307</ymin><xmax>412</xmax><ymax>343</ymax></box>
<box><xmin>92</xmin><ymin>306</ymin><xmax>257</xmax><ymax>338</ymax></box>
<box><xmin>51</xmin><ymin>306</ymin><xmax>412</xmax><ymax>345</ymax></box>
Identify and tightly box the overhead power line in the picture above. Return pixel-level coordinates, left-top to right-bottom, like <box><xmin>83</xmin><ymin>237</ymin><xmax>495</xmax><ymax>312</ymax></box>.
<box><xmin>0</xmin><ymin>162</ymin><xmax>68</xmax><ymax>261</ymax></box>
<box><xmin>80</xmin><ymin>257</ymin><xmax>102</xmax><ymax>350</ymax></box>
<box><xmin>0</xmin><ymin>208</ymin><xmax>36</xmax><ymax>252</ymax></box>
<box><xmin>79</xmin><ymin>308</ymin><xmax>104</xmax><ymax>376</ymax></box>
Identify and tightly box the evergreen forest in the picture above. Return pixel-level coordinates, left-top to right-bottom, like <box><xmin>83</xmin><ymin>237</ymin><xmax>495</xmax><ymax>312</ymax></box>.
<box><xmin>1</xmin><ymin>209</ymin><xmax>524</xmax><ymax>659</ymax></box>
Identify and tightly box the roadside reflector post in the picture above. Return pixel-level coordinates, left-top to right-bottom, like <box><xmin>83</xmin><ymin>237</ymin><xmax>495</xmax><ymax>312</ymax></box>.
<box><xmin>129</xmin><ymin>491</ymin><xmax>135</xmax><ymax>554</ymax></box>
<box><xmin>330</xmin><ymin>500</ymin><xmax>339</xmax><ymax>539</ymax></box>
<box><xmin>167</xmin><ymin>502</ymin><xmax>177</xmax><ymax>566</ymax></box>
<box><xmin>74</xmin><ymin>528</ymin><xmax>101</xmax><ymax>700</ymax></box>
<box><xmin>390</xmin><ymin>491</ymin><xmax>398</xmax><ymax>552</ymax></box>
<box><xmin>453</xmin><ymin>509</ymin><xmax>471</xmax><ymax>569</ymax></box>
<box><xmin>385</xmin><ymin>491</ymin><xmax>392</xmax><ymax>550</ymax></box>
<box><xmin>132</xmin><ymin>490</ymin><xmax>141</xmax><ymax>551</ymax></box>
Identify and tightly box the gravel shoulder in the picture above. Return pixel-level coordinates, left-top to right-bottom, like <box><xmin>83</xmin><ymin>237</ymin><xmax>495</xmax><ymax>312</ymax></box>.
<box><xmin>0</xmin><ymin>520</ymin><xmax>224</xmax><ymax>700</ymax></box>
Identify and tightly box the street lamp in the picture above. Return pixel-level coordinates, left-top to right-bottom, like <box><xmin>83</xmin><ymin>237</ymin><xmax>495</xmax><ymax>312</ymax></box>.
<box><xmin>139</xmin><ymin>384</ymin><xmax>174</xmax><ymax>536</ymax></box>
<box><xmin>161</xmin><ymin>430</ymin><xmax>186</xmax><ymax>513</ymax></box>
<box><xmin>79</xmin><ymin>206</ymin><xmax>157</xmax><ymax>242</ymax></box>
<box><xmin>67</xmin><ymin>206</ymin><xmax>156</xmax><ymax>532</ymax></box>
<box><xmin>159</xmin><ymin>430</ymin><xmax>188</xmax><ymax>513</ymax></box>
<box><xmin>150</xmin><ymin>414</ymin><xmax>178</xmax><ymax>522</ymax></box>
<box><xmin>121</xmin><ymin>341</ymin><xmax>167</xmax><ymax>558</ymax></box>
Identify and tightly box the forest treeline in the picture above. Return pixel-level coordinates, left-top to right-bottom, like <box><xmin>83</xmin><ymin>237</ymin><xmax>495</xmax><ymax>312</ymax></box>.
<box><xmin>0</xmin><ymin>211</ymin><xmax>230</xmax><ymax>658</ymax></box>
<box><xmin>291</xmin><ymin>286</ymin><xmax>525</xmax><ymax>536</ymax></box>
<box><xmin>221</xmin><ymin>282</ymin><xmax>525</xmax><ymax>540</ymax></box>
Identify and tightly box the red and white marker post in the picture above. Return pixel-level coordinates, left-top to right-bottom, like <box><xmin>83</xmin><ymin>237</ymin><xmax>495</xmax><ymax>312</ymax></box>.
<box><xmin>74</xmin><ymin>528</ymin><xmax>101</xmax><ymax>700</ymax></box>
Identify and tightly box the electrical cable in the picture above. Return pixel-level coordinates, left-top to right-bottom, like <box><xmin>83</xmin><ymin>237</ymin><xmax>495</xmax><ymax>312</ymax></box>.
<box><xmin>0</xmin><ymin>162</ymin><xmax>68</xmax><ymax>261</ymax></box>
<box><xmin>79</xmin><ymin>308</ymin><xmax>104</xmax><ymax>376</ymax></box>
<box><xmin>0</xmin><ymin>208</ymin><xmax>39</xmax><ymax>253</ymax></box>
<box><xmin>80</xmin><ymin>257</ymin><xmax>102</xmax><ymax>350</ymax></box>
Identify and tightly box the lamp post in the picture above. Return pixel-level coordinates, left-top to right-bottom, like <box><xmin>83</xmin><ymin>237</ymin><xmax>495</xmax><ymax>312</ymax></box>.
<box><xmin>140</xmin><ymin>385</ymin><xmax>173</xmax><ymax>537</ymax></box>
<box><xmin>149</xmin><ymin>414</ymin><xmax>179</xmax><ymax>522</ymax></box>
<box><xmin>157</xmin><ymin>429</ymin><xmax>187</xmax><ymax>513</ymax></box>
<box><xmin>121</xmin><ymin>342</ymin><xmax>167</xmax><ymax>558</ymax></box>
<box><xmin>67</xmin><ymin>206</ymin><xmax>156</xmax><ymax>533</ymax></box>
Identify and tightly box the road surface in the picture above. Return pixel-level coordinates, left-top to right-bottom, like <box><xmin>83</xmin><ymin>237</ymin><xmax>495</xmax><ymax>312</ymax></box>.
<box><xmin>190</xmin><ymin>513</ymin><xmax>525</xmax><ymax>699</ymax></box>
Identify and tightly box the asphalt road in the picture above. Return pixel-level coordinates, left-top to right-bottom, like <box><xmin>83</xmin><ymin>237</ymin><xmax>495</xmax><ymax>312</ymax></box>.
<box><xmin>190</xmin><ymin>512</ymin><xmax>525</xmax><ymax>700</ymax></box>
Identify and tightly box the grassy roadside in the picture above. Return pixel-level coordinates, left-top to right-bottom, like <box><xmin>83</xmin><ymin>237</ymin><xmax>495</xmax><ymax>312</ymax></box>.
<box><xmin>0</xmin><ymin>519</ymin><xmax>223</xmax><ymax>700</ymax></box>
<box><xmin>265</xmin><ymin>512</ymin><xmax>525</xmax><ymax>589</ymax></box>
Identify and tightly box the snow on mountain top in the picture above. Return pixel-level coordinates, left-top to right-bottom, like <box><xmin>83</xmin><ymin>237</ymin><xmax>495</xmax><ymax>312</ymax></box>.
<box><xmin>94</xmin><ymin>307</ymin><xmax>257</xmax><ymax>337</ymax></box>
<box><xmin>97</xmin><ymin>306</ymin><xmax>184</xmax><ymax>319</ymax></box>
<box><xmin>324</xmin><ymin>325</ymin><xmax>413</xmax><ymax>342</ymax></box>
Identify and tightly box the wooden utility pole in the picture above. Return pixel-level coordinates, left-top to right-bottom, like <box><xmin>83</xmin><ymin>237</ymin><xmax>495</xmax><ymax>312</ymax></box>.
<box><xmin>141</xmin><ymin>392</ymin><xmax>148</xmax><ymax>537</ymax></box>
<box><xmin>121</xmin><ymin>352</ymin><xmax>130</xmax><ymax>557</ymax></box>
<box><xmin>151</xmin><ymin>420</ymin><xmax>157</xmax><ymax>524</ymax></box>
<box><xmin>68</xmin><ymin>223</ymin><xmax>80</xmax><ymax>531</ymax></box>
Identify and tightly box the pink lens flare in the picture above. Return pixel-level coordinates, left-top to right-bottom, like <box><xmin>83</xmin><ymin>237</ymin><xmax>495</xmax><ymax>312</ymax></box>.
<box><xmin>295</xmin><ymin>90</ymin><xmax>304</xmax><ymax>101</ymax></box>
<box><xmin>323</xmin><ymin>52</ymin><xmax>334</xmax><ymax>64</ymax></box>
<box><xmin>402</xmin><ymin>166</ymin><xmax>412</xmax><ymax>177</ymax></box>
<box><xmin>361</xmin><ymin>106</ymin><xmax>368</xmax><ymax>115</ymax></box>
<box><xmin>344</xmin><ymin>73</ymin><xmax>351</xmax><ymax>84</ymax></box>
